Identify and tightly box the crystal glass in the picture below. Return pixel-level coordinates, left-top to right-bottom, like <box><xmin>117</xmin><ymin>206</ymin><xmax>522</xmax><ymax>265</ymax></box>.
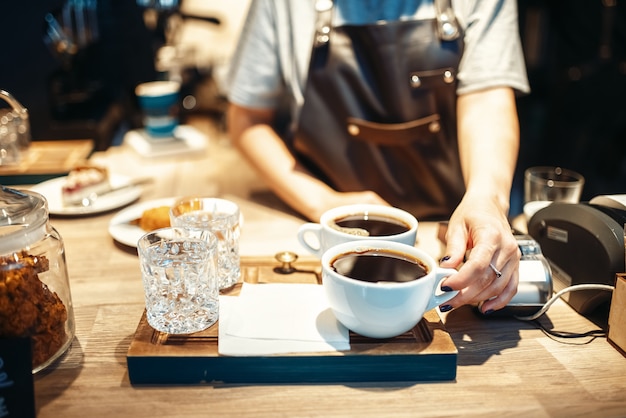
<box><xmin>138</xmin><ymin>227</ymin><xmax>218</xmax><ymax>334</ymax></box>
<box><xmin>170</xmin><ymin>197</ymin><xmax>241</xmax><ymax>290</ymax></box>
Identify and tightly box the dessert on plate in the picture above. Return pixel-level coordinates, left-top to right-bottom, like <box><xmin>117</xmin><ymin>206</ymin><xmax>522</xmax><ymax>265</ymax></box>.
<box><xmin>134</xmin><ymin>206</ymin><xmax>171</xmax><ymax>231</ymax></box>
<box><xmin>61</xmin><ymin>165</ymin><xmax>111</xmax><ymax>206</ymax></box>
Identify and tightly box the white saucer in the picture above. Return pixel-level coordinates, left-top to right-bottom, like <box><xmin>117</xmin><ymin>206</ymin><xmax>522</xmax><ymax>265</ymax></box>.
<box><xmin>108</xmin><ymin>197</ymin><xmax>178</xmax><ymax>247</ymax></box>
<box><xmin>124</xmin><ymin>125</ymin><xmax>207</xmax><ymax>158</ymax></box>
<box><xmin>30</xmin><ymin>174</ymin><xmax>143</xmax><ymax>216</ymax></box>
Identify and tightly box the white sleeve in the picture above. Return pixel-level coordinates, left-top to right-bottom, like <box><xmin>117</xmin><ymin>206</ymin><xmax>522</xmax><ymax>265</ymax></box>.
<box><xmin>226</xmin><ymin>0</ymin><xmax>286</xmax><ymax>109</ymax></box>
<box><xmin>455</xmin><ymin>0</ymin><xmax>531</xmax><ymax>95</ymax></box>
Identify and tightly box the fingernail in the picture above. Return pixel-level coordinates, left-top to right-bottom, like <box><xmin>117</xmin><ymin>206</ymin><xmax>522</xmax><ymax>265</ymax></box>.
<box><xmin>439</xmin><ymin>304</ymin><xmax>453</xmax><ymax>313</ymax></box>
<box><xmin>483</xmin><ymin>309</ymin><xmax>494</xmax><ymax>315</ymax></box>
<box><xmin>440</xmin><ymin>255</ymin><xmax>451</xmax><ymax>262</ymax></box>
<box><xmin>441</xmin><ymin>286</ymin><xmax>454</xmax><ymax>292</ymax></box>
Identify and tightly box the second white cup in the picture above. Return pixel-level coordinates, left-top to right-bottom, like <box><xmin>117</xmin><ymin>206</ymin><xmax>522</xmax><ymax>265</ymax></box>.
<box><xmin>297</xmin><ymin>204</ymin><xmax>418</xmax><ymax>257</ymax></box>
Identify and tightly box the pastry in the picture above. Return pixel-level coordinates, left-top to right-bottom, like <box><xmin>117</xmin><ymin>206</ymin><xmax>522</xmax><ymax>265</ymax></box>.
<box><xmin>137</xmin><ymin>206</ymin><xmax>171</xmax><ymax>231</ymax></box>
<box><xmin>61</xmin><ymin>165</ymin><xmax>111</xmax><ymax>206</ymax></box>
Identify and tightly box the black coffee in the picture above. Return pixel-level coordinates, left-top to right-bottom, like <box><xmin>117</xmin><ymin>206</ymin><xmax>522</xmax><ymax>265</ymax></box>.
<box><xmin>331</xmin><ymin>249</ymin><xmax>429</xmax><ymax>283</ymax></box>
<box><xmin>332</xmin><ymin>214</ymin><xmax>410</xmax><ymax>236</ymax></box>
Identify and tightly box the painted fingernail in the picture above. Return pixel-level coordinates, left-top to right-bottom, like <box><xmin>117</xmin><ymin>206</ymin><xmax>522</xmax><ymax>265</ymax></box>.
<box><xmin>441</xmin><ymin>286</ymin><xmax>454</xmax><ymax>292</ymax></box>
<box><xmin>483</xmin><ymin>309</ymin><xmax>494</xmax><ymax>315</ymax></box>
<box><xmin>439</xmin><ymin>304</ymin><xmax>453</xmax><ymax>313</ymax></box>
<box><xmin>440</xmin><ymin>255</ymin><xmax>451</xmax><ymax>262</ymax></box>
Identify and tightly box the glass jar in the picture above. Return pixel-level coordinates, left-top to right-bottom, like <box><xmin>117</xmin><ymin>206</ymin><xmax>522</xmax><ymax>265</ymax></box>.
<box><xmin>0</xmin><ymin>186</ymin><xmax>75</xmax><ymax>373</ymax></box>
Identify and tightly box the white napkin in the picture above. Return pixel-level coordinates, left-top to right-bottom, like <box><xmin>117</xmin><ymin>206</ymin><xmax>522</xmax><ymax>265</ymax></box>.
<box><xmin>218</xmin><ymin>283</ymin><xmax>350</xmax><ymax>356</ymax></box>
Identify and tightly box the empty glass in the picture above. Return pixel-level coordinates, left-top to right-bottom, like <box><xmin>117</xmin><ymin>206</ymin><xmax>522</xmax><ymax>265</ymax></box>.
<box><xmin>170</xmin><ymin>197</ymin><xmax>241</xmax><ymax>290</ymax></box>
<box><xmin>138</xmin><ymin>227</ymin><xmax>218</xmax><ymax>334</ymax></box>
<box><xmin>523</xmin><ymin>166</ymin><xmax>585</xmax><ymax>221</ymax></box>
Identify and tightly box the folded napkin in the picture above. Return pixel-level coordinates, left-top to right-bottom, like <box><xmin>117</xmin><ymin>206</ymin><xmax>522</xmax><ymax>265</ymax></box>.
<box><xmin>218</xmin><ymin>283</ymin><xmax>350</xmax><ymax>356</ymax></box>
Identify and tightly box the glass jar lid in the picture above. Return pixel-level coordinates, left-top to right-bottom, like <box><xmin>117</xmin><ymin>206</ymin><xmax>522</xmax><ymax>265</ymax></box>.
<box><xmin>0</xmin><ymin>186</ymin><xmax>48</xmax><ymax>255</ymax></box>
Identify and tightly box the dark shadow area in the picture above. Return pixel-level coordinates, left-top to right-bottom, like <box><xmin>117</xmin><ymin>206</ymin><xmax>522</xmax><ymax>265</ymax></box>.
<box><xmin>513</xmin><ymin>0</ymin><xmax>626</xmax><ymax>216</ymax></box>
<box><xmin>444</xmin><ymin>306</ymin><xmax>540</xmax><ymax>367</ymax></box>
<box><xmin>1</xmin><ymin>1</ymin><xmax>156</xmax><ymax>151</ymax></box>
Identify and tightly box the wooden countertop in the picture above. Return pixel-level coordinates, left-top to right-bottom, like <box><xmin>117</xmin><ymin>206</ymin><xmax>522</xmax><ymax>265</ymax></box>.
<box><xmin>16</xmin><ymin>118</ymin><xmax>626</xmax><ymax>417</ymax></box>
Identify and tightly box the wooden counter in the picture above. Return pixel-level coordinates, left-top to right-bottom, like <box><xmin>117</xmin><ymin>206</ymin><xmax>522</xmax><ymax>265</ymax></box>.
<box><xmin>16</xmin><ymin>118</ymin><xmax>626</xmax><ymax>417</ymax></box>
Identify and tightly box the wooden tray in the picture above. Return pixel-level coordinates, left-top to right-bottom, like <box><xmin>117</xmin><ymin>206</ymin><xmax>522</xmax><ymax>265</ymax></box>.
<box><xmin>0</xmin><ymin>140</ymin><xmax>93</xmax><ymax>184</ymax></box>
<box><xmin>127</xmin><ymin>255</ymin><xmax>458</xmax><ymax>385</ymax></box>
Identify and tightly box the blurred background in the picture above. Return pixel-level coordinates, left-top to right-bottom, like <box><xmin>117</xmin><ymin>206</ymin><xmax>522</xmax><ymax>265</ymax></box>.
<box><xmin>1</xmin><ymin>0</ymin><xmax>624</xmax><ymax>216</ymax></box>
<box><xmin>514</xmin><ymin>0</ymin><xmax>626</xmax><ymax>215</ymax></box>
<box><xmin>0</xmin><ymin>0</ymin><xmax>249</xmax><ymax>150</ymax></box>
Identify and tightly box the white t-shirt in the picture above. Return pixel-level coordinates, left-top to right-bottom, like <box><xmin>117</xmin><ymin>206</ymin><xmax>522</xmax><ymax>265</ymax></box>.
<box><xmin>227</xmin><ymin>0</ymin><xmax>530</xmax><ymax>123</ymax></box>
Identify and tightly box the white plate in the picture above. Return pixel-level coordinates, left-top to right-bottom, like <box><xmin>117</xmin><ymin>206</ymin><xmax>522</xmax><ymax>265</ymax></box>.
<box><xmin>108</xmin><ymin>197</ymin><xmax>178</xmax><ymax>247</ymax></box>
<box><xmin>30</xmin><ymin>174</ymin><xmax>143</xmax><ymax>216</ymax></box>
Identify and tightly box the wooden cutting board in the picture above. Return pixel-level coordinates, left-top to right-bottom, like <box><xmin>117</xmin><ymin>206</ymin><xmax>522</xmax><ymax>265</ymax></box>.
<box><xmin>126</xmin><ymin>255</ymin><xmax>458</xmax><ymax>385</ymax></box>
<box><xmin>0</xmin><ymin>140</ymin><xmax>93</xmax><ymax>184</ymax></box>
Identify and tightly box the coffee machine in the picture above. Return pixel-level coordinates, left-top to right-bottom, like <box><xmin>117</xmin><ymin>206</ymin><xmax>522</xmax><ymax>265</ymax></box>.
<box><xmin>527</xmin><ymin>196</ymin><xmax>626</xmax><ymax>316</ymax></box>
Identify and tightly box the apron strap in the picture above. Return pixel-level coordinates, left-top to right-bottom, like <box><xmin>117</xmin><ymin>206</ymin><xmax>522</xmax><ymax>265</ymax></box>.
<box><xmin>313</xmin><ymin>0</ymin><xmax>461</xmax><ymax>45</ymax></box>
<box><xmin>434</xmin><ymin>0</ymin><xmax>460</xmax><ymax>41</ymax></box>
<box><xmin>314</xmin><ymin>0</ymin><xmax>333</xmax><ymax>46</ymax></box>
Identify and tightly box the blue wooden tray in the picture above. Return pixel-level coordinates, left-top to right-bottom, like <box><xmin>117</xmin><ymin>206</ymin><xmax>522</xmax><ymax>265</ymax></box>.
<box><xmin>126</xmin><ymin>256</ymin><xmax>458</xmax><ymax>385</ymax></box>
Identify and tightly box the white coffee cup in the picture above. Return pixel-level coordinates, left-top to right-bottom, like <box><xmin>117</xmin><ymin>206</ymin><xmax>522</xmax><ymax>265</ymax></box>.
<box><xmin>297</xmin><ymin>204</ymin><xmax>418</xmax><ymax>257</ymax></box>
<box><xmin>321</xmin><ymin>240</ymin><xmax>458</xmax><ymax>339</ymax></box>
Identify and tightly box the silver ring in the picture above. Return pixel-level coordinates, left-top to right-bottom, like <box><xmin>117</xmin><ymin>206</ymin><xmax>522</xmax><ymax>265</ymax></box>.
<box><xmin>489</xmin><ymin>263</ymin><xmax>502</xmax><ymax>278</ymax></box>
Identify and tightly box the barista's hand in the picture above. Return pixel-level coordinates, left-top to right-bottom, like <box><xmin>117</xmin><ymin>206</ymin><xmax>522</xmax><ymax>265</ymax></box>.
<box><xmin>308</xmin><ymin>189</ymin><xmax>390</xmax><ymax>221</ymax></box>
<box><xmin>438</xmin><ymin>193</ymin><xmax>520</xmax><ymax>314</ymax></box>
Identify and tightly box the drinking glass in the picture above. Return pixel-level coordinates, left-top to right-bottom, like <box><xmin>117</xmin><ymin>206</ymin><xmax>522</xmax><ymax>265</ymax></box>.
<box><xmin>170</xmin><ymin>197</ymin><xmax>241</xmax><ymax>290</ymax></box>
<box><xmin>523</xmin><ymin>166</ymin><xmax>584</xmax><ymax>221</ymax></box>
<box><xmin>138</xmin><ymin>227</ymin><xmax>218</xmax><ymax>334</ymax></box>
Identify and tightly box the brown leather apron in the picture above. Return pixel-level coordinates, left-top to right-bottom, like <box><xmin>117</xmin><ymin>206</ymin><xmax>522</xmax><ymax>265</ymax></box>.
<box><xmin>292</xmin><ymin>0</ymin><xmax>465</xmax><ymax>220</ymax></box>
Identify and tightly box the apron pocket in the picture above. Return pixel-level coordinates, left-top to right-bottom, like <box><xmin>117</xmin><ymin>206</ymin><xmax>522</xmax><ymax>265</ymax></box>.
<box><xmin>346</xmin><ymin>114</ymin><xmax>441</xmax><ymax>146</ymax></box>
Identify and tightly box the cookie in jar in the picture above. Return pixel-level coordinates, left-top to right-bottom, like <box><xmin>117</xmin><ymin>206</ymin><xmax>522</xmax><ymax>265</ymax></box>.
<box><xmin>0</xmin><ymin>186</ymin><xmax>75</xmax><ymax>373</ymax></box>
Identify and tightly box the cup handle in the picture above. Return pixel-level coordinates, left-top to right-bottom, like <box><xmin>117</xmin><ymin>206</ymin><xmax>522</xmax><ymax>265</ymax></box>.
<box><xmin>426</xmin><ymin>267</ymin><xmax>459</xmax><ymax>312</ymax></box>
<box><xmin>297</xmin><ymin>223</ymin><xmax>324</xmax><ymax>257</ymax></box>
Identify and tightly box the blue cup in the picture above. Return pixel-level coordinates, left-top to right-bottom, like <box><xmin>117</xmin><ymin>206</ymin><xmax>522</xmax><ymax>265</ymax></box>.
<box><xmin>135</xmin><ymin>81</ymin><xmax>181</xmax><ymax>138</ymax></box>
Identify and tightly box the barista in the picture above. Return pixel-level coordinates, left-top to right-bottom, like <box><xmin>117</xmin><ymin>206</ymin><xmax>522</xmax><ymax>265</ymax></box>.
<box><xmin>226</xmin><ymin>0</ymin><xmax>530</xmax><ymax>314</ymax></box>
